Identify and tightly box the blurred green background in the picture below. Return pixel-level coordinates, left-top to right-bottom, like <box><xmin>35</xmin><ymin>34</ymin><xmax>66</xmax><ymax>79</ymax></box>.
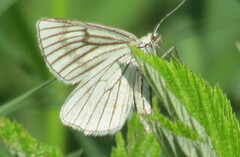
<box><xmin>0</xmin><ymin>0</ymin><xmax>239</xmax><ymax>156</ymax></box>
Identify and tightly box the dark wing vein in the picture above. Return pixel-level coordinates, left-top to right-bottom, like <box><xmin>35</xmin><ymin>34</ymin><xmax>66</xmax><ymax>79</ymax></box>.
<box><xmin>40</xmin><ymin>25</ymin><xmax>80</xmax><ymax>31</ymax></box>
<box><xmin>46</xmin><ymin>40</ymin><xmax>86</xmax><ymax>57</ymax></box>
<box><xmin>41</xmin><ymin>29</ymin><xmax>85</xmax><ymax>41</ymax></box>
<box><xmin>44</xmin><ymin>35</ymin><xmax>85</xmax><ymax>51</ymax></box>
<box><xmin>85</xmin><ymin>22</ymin><xmax>138</xmax><ymax>42</ymax></box>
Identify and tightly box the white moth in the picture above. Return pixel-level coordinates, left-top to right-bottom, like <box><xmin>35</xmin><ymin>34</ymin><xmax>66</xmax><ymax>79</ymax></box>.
<box><xmin>36</xmin><ymin>1</ymin><xmax>184</xmax><ymax>136</ymax></box>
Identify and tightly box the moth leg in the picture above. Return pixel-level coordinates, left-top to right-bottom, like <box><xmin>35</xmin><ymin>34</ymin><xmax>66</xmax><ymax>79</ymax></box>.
<box><xmin>161</xmin><ymin>46</ymin><xmax>182</xmax><ymax>63</ymax></box>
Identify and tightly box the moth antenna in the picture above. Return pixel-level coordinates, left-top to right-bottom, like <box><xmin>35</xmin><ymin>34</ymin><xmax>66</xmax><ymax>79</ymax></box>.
<box><xmin>153</xmin><ymin>0</ymin><xmax>185</xmax><ymax>36</ymax></box>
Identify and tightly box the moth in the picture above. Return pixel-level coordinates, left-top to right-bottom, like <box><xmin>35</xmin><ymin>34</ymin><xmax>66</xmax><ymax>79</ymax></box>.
<box><xmin>36</xmin><ymin>0</ymin><xmax>184</xmax><ymax>136</ymax></box>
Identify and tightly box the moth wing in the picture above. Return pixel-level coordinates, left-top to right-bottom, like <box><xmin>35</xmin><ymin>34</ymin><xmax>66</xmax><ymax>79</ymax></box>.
<box><xmin>134</xmin><ymin>72</ymin><xmax>152</xmax><ymax>132</ymax></box>
<box><xmin>60</xmin><ymin>55</ymin><xmax>136</xmax><ymax>136</ymax></box>
<box><xmin>37</xmin><ymin>18</ymin><xmax>138</xmax><ymax>84</ymax></box>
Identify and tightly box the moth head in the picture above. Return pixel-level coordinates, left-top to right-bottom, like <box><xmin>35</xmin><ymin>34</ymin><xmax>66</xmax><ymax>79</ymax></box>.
<box><xmin>151</xmin><ymin>32</ymin><xmax>162</xmax><ymax>47</ymax></box>
<box><xmin>138</xmin><ymin>33</ymin><xmax>161</xmax><ymax>55</ymax></box>
<box><xmin>139</xmin><ymin>32</ymin><xmax>161</xmax><ymax>47</ymax></box>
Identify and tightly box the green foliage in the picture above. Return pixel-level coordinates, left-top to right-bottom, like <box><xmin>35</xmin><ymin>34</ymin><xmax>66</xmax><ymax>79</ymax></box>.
<box><xmin>236</xmin><ymin>41</ymin><xmax>240</xmax><ymax>53</ymax></box>
<box><xmin>111</xmin><ymin>114</ymin><xmax>161</xmax><ymax>157</ymax></box>
<box><xmin>0</xmin><ymin>117</ymin><xmax>62</xmax><ymax>156</ymax></box>
<box><xmin>0</xmin><ymin>0</ymin><xmax>239</xmax><ymax>156</ymax></box>
<box><xmin>0</xmin><ymin>79</ymin><xmax>56</xmax><ymax>116</ymax></box>
<box><xmin>0</xmin><ymin>0</ymin><xmax>16</xmax><ymax>15</ymax></box>
<box><xmin>111</xmin><ymin>133</ymin><xmax>128</xmax><ymax>157</ymax></box>
<box><xmin>65</xmin><ymin>149</ymin><xmax>83</xmax><ymax>157</ymax></box>
<box><xmin>129</xmin><ymin>46</ymin><xmax>240</xmax><ymax>157</ymax></box>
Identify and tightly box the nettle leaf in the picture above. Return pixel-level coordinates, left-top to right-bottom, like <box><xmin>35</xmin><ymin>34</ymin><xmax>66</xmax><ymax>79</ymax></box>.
<box><xmin>111</xmin><ymin>114</ymin><xmax>161</xmax><ymax>157</ymax></box>
<box><xmin>0</xmin><ymin>117</ymin><xmax>62</xmax><ymax>156</ymax></box>
<box><xmin>131</xmin><ymin>46</ymin><xmax>240</xmax><ymax>157</ymax></box>
<box><xmin>111</xmin><ymin>132</ymin><xmax>128</xmax><ymax>157</ymax></box>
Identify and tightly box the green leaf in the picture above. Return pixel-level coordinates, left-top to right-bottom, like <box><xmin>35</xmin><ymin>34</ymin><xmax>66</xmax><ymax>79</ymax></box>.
<box><xmin>0</xmin><ymin>117</ymin><xmax>62</xmax><ymax>156</ymax></box>
<box><xmin>147</xmin><ymin>114</ymin><xmax>216</xmax><ymax>157</ymax></box>
<box><xmin>111</xmin><ymin>114</ymin><xmax>161</xmax><ymax>157</ymax></box>
<box><xmin>131</xmin><ymin>46</ymin><xmax>240</xmax><ymax>157</ymax></box>
<box><xmin>111</xmin><ymin>132</ymin><xmax>128</xmax><ymax>157</ymax></box>
<box><xmin>0</xmin><ymin>78</ymin><xmax>56</xmax><ymax>115</ymax></box>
